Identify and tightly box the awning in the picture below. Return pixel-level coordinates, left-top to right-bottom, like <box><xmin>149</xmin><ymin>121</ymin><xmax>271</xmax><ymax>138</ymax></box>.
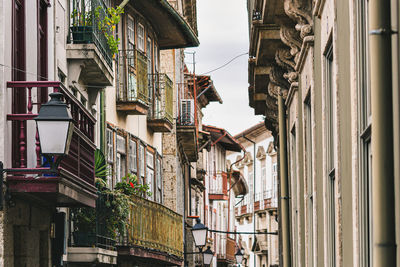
<box><xmin>203</xmin><ymin>125</ymin><xmax>243</xmax><ymax>152</ymax></box>
<box><xmin>129</xmin><ymin>0</ymin><xmax>199</xmax><ymax>49</ymax></box>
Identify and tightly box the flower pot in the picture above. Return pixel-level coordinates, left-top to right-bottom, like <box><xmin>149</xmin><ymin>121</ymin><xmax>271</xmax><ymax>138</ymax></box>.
<box><xmin>70</xmin><ymin>26</ymin><xmax>93</xmax><ymax>44</ymax></box>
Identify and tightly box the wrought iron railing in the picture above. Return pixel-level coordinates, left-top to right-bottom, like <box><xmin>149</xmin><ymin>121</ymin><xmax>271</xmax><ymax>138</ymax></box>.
<box><xmin>6</xmin><ymin>81</ymin><xmax>95</xmax><ymax>186</ymax></box>
<box><xmin>69</xmin><ymin>0</ymin><xmax>113</xmax><ymax>67</ymax></box>
<box><xmin>70</xmin><ymin>192</ymin><xmax>117</xmax><ymax>250</ymax></box>
<box><xmin>148</xmin><ymin>73</ymin><xmax>173</xmax><ymax>124</ymax></box>
<box><xmin>117</xmin><ymin>49</ymin><xmax>149</xmax><ymax>105</ymax></box>
<box><xmin>118</xmin><ymin>195</ymin><xmax>184</xmax><ymax>258</ymax></box>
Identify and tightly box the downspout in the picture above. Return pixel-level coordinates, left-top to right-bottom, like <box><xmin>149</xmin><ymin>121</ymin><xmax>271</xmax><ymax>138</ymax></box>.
<box><xmin>369</xmin><ymin>0</ymin><xmax>396</xmax><ymax>266</ymax></box>
<box><xmin>278</xmin><ymin>94</ymin><xmax>291</xmax><ymax>267</ymax></box>
<box><xmin>242</xmin><ymin>135</ymin><xmax>256</xmax><ymax>267</ymax></box>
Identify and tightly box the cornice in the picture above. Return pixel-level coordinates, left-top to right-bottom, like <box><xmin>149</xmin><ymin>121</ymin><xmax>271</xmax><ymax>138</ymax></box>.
<box><xmin>285</xmin><ymin>82</ymin><xmax>299</xmax><ymax>107</ymax></box>
<box><xmin>295</xmin><ymin>35</ymin><xmax>315</xmax><ymax>72</ymax></box>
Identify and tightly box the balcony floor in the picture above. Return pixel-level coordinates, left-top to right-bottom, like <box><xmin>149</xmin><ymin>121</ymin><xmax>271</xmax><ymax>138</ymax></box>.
<box><xmin>7</xmin><ymin>174</ymin><xmax>97</xmax><ymax>207</ymax></box>
<box><xmin>116</xmin><ymin>101</ymin><xmax>149</xmax><ymax>115</ymax></box>
<box><xmin>148</xmin><ymin>118</ymin><xmax>173</xmax><ymax>132</ymax></box>
<box><xmin>117</xmin><ymin>245</ymin><xmax>183</xmax><ymax>266</ymax></box>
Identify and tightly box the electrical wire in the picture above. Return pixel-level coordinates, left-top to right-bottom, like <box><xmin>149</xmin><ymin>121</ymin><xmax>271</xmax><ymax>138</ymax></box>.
<box><xmin>199</xmin><ymin>52</ymin><xmax>249</xmax><ymax>75</ymax></box>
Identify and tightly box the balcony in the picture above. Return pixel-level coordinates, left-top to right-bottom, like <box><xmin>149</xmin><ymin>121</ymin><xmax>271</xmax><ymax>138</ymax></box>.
<box><xmin>147</xmin><ymin>73</ymin><xmax>173</xmax><ymax>132</ymax></box>
<box><xmin>177</xmin><ymin>82</ymin><xmax>198</xmax><ymax>162</ymax></box>
<box><xmin>67</xmin><ymin>0</ymin><xmax>113</xmax><ymax>86</ymax></box>
<box><xmin>117</xmin><ymin>195</ymin><xmax>183</xmax><ymax>265</ymax></box>
<box><xmin>216</xmin><ymin>236</ymin><xmax>236</xmax><ymax>264</ymax></box>
<box><xmin>116</xmin><ymin>49</ymin><xmax>149</xmax><ymax>115</ymax></box>
<box><xmin>6</xmin><ymin>81</ymin><xmax>97</xmax><ymax>207</ymax></box>
<box><xmin>67</xmin><ymin>192</ymin><xmax>117</xmax><ymax>265</ymax></box>
<box><xmin>209</xmin><ymin>172</ymin><xmax>228</xmax><ymax>201</ymax></box>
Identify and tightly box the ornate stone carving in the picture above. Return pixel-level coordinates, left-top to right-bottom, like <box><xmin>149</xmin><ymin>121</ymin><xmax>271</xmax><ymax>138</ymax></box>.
<box><xmin>284</xmin><ymin>0</ymin><xmax>313</xmax><ymax>39</ymax></box>
<box><xmin>280</xmin><ymin>24</ymin><xmax>302</xmax><ymax>61</ymax></box>
<box><xmin>269</xmin><ymin>65</ymin><xmax>290</xmax><ymax>98</ymax></box>
<box><xmin>275</xmin><ymin>48</ymin><xmax>298</xmax><ymax>83</ymax></box>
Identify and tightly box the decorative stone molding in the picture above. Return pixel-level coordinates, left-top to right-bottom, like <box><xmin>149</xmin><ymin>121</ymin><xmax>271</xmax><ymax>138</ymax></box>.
<box><xmin>270</xmin><ymin>65</ymin><xmax>290</xmax><ymax>92</ymax></box>
<box><xmin>283</xmin><ymin>0</ymin><xmax>313</xmax><ymax>38</ymax></box>
<box><xmin>280</xmin><ymin>24</ymin><xmax>302</xmax><ymax>62</ymax></box>
<box><xmin>313</xmin><ymin>0</ymin><xmax>326</xmax><ymax>17</ymax></box>
<box><xmin>285</xmin><ymin>82</ymin><xmax>299</xmax><ymax>107</ymax></box>
<box><xmin>295</xmin><ymin>35</ymin><xmax>315</xmax><ymax>72</ymax></box>
<box><xmin>275</xmin><ymin>48</ymin><xmax>298</xmax><ymax>83</ymax></box>
<box><xmin>256</xmin><ymin>146</ymin><xmax>266</xmax><ymax>160</ymax></box>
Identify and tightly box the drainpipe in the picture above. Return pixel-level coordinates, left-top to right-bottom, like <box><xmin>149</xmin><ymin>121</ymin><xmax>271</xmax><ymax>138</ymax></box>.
<box><xmin>278</xmin><ymin>94</ymin><xmax>291</xmax><ymax>267</ymax></box>
<box><xmin>369</xmin><ymin>0</ymin><xmax>396</xmax><ymax>266</ymax></box>
<box><xmin>242</xmin><ymin>135</ymin><xmax>256</xmax><ymax>267</ymax></box>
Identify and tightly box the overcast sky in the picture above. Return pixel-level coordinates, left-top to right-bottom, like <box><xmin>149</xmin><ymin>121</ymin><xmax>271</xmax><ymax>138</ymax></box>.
<box><xmin>185</xmin><ymin>0</ymin><xmax>264</xmax><ymax>136</ymax></box>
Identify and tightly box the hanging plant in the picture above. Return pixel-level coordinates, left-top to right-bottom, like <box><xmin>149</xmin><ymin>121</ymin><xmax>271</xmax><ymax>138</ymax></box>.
<box><xmin>95</xmin><ymin>6</ymin><xmax>124</xmax><ymax>57</ymax></box>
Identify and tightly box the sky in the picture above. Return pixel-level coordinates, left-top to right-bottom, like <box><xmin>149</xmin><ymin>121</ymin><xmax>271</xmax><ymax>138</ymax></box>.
<box><xmin>185</xmin><ymin>0</ymin><xmax>264</xmax><ymax>136</ymax></box>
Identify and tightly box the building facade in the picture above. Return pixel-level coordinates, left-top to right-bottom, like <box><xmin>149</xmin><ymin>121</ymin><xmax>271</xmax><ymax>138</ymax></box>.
<box><xmin>227</xmin><ymin>122</ymin><xmax>279</xmax><ymax>267</ymax></box>
<box><xmin>246</xmin><ymin>0</ymin><xmax>400</xmax><ymax>267</ymax></box>
<box><xmin>0</xmin><ymin>0</ymin><xmax>200</xmax><ymax>266</ymax></box>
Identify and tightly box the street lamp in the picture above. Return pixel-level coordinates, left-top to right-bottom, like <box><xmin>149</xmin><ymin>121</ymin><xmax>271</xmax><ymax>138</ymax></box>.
<box><xmin>202</xmin><ymin>246</ymin><xmax>214</xmax><ymax>266</ymax></box>
<box><xmin>34</xmin><ymin>92</ymin><xmax>74</xmax><ymax>170</ymax></box>
<box><xmin>235</xmin><ymin>248</ymin><xmax>244</xmax><ymax>264</ymax></box>
<box><xmin>191</xmin><ymin>218</ymin><xmax>208</xmax><ymax>250</ymax></box>
<box><xmin>0</xmin><ymin>91</ymin><xmax>74</xmax><ymax>210</ymax></box>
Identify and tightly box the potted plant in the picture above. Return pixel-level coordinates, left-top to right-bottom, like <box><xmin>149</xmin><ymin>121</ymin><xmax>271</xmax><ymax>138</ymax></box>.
<box><xmin>70</xmin><ymin>8</ymin><xmax>94</xmax><ymax>43</ymax></box>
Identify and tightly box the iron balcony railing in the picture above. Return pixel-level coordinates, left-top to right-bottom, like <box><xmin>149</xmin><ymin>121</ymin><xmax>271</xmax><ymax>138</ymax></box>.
<box><xmin>117</xmin><ymin>49</ymin><xmax>149</xmax><ymax>105</ymax></box>
<box><xmin>69</xmin><ymin>0</ymin><xmax>113</xmax><ymax>67</ymax></box>
<box><xmin>118</xmin><ymin>195</ymin><xmax>183</xmax><ymax>258</ymax></box>
<box><xmin>148</xmin><ymin>73</ymin><xmax>173</xmax><ymax>124</ymax></box>
<box><xmin>70</xmin><ymin>192</ymin><xmax>117</xmax><ymax>251</ymax></box>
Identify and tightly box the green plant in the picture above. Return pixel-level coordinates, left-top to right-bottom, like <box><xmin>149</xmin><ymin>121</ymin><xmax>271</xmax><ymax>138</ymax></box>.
<box><xmin>71</xmin><ymin>186</ymin><xmax>131</xmax><ymax>240</ymax></box>
<box><xmin>71</xmin><ymin>8</ymin><xmax>93</xmax><ymax>27</ymax></box>
<box><xmin>95</xmin><ymin>6</ymin><xmax>124</xmax><ymax>57</ymax></box>
<box><xmin>115</xmin><ymin>173</ymin><xmax>152</xmax><ymax>198</ymax></box>
<box><xmin>94</xmin><ymin>149</ymin><xmax>109</xmax><ymax>180</ymax></box>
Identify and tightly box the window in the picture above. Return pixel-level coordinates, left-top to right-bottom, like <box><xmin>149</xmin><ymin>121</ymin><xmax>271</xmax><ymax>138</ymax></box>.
<box><xmin>139</xmin><ymin>144</ymin><xmax>145</xmax><ymax>182</ymax></box>
<box><xmin>127</xmin><ymin>15</ymin><xmax>135</xmax><ymax>50</ymax></box>
<box><xmin>129</xmin><ymin>139</ymin><xmax>137</xmax><ymax>173</ymax></box>
<box><xmin>272</xmin><ymin>163</ymin><xmax>278</xmax><ymax>199</ymax></box>
<box><xmin>137</xmin><ymin>23</ymin><xmax>144</xmax><ymax>51</ymax></box>
<box><xmin>146</xmin><ymin>151</ymin><xmax>154</xmax><ymax>200</ymax></box>
<box><xmin>156</xmin><ymin>157</ymin><xmax>162</xmax><ymax>203</ymax></box>
<box><xmin>106</xmin><ymin>128</ymin><xmax>114</xmax><ymax>188</ymax></box>
<box><xmin>154</xmin><ymin>44</ymin><xmax>159</xmax><ymax>74</ymax></box>
<box><xmin>147</xmin><ymin>36</ymin><xmax>153</xmax><ymax>100</ymax></box>
<box><xmin>116</xmin><ymin>135</ymin><xmax>126</xmax><ymax>184</ymax></box>
<box><xmin>38</xmin><ymin>0</ymin><xmax>48</xmax><ymax>103</ymax></box>
<box><xmin>325</xmin><ymin>43</ymin><xmax>336</xmax><ymax>267</ymax></box>
<box><xmin>357</xmin><ymin>1</ymin><xmax>372</xmax><ymax>266</ymax></box>
<box><xmin>261</xmin><ymin>160</ymin><xmax>267</xmax><ymax>196</ymax></box>
<box><xmin>12</xmin><ymin>0</ymin><xmax>27</xmax><ymax>168</ymax></box>
<box><xmin>305</xmin><ymin>94</ymin><xmax>313</xmax><ymax>267</ymax></box>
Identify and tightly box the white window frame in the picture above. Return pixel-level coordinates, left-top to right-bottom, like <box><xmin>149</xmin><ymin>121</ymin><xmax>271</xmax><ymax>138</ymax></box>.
<box><xmin>127</xmin><ymin>15</ymin><xmax>135</xmax><ymax>50</ymax></box>
<box><xmin>137</xmin><ymin>23</ymin><xmax>145</xmax><ymax>52</ymax></box>
<box><xmin>129</xmin><ymin>139</ymin><xmax>137</xmax><ymax>173</ymax></box>
<box><xmin>139</xmin><ymin>144</ymin><xmax>145</xmax><ymax>180</ymax></box>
